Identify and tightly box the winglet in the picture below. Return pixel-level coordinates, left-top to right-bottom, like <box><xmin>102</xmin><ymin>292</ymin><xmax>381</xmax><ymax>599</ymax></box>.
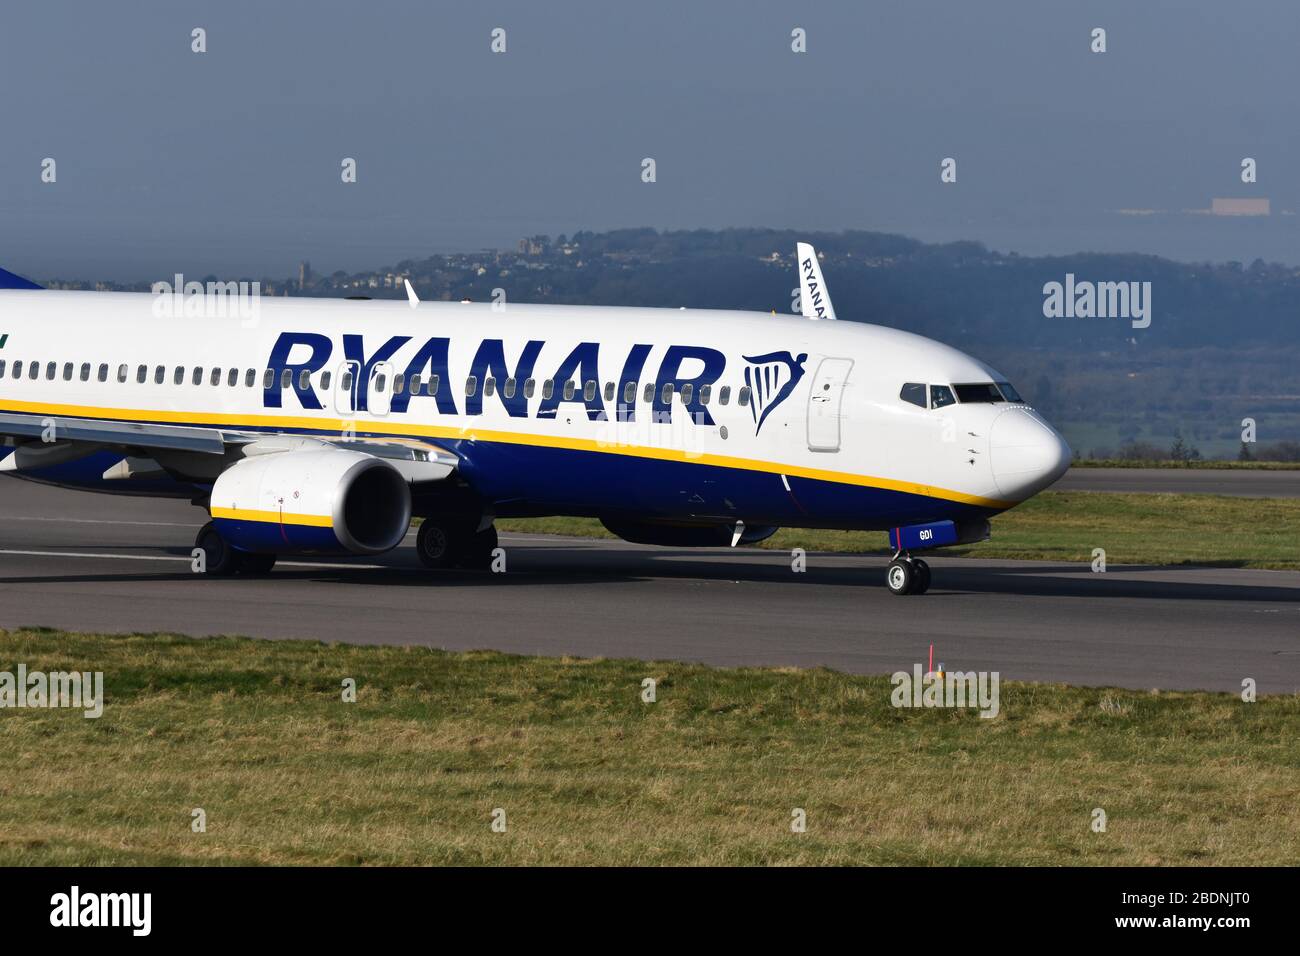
<box><xmin>404</xmin><ymin>278</ymin><xmax>419</xmax><ymax>309</ymax></box>
<box><xmin>795</xmin><ymin>243</ymin><xmax>836</xmax><ymax>320</ymax></box>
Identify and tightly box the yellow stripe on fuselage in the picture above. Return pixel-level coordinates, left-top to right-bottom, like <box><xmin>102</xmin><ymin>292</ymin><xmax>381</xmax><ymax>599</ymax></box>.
<box><xmin>0</xmin><ymin>396</ymin><xmax>1013</xmax><ymax>510</ymax></box>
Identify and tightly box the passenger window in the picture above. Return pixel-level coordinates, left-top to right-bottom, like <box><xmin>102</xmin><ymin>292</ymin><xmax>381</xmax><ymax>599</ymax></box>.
<box><xmin>320</xmin><ymin>370</ymin><xmax>331</xmax><ymax>391</ymax></box>
<box><xmin>738</xmin><ymin>386</ymin><xmax>751</xmax><ymax>407</ymax></box>
<box><xmin>7</xmin><ymin>361</ymin><xmax>17</xmax><ymax>378</ymax></box>
<box><xmin>583</xmin><ymin>380</ymin><xmax>596</xmax><ymax>402</ymax></box>
<box><xmin>227</xmin><ymin>368</ymin><xmax>239</xmax><ymax>387</ymax></box>
<box><xmin>409</xmin><ymin>374</ymin><xmax>422</xmax><ymax>395</ymax></box>
<box><xmin>503</xmin><ymin>377</ymin><xmax>516</xmax><ymax>399</ymax></box>
<box><xmin>718</xmin><ymin>385</ymin><xmax>731</xmax><ymax>405</ymax></box>
<box><xmin>623</xmin><ymin>381</ymin><xmax>636</xmax><ymax>404</ymax></box>
<box><xmin>542</xmin><ymin>380</ymin><xmax>554</xmax><ymax>400</ymax></box>
<box><xmin>245</xmin><ymin>369</ymin><xmax>256</xmax><ymax>387</ymax></box>
<box><xmin>263</xmin><ymin>369</ymin><xmax>274</xmax><ymax>389</ymax></box>
<box><xmin>0</xmin><ymin>360</ymin><xmax>5</xmax><ymax>377</ymax></box>
<box><xmin>210</xmin><ymin>368</ymin><xmax>221</xmax><ymax>387</ymax></box>
<box><xmin>562</xmin><ymin>380</ymin><xmax>576</xmax><ymax>401</ymax></box>
<box><xmin>98</xmin><ymin>364</ymin><xmax>108</xmax><ymax>382</ymax></box>
<box><xmin>174</xmin><ymin>367</ymin><xmax>185</xmax><ymax>385</ymax></box>
<box><xmin>375</xmin><ymin>373</ymin><xmax>387</xmax><ymax>393</ymax></box>
<box><xmin>680</xmin><ymin>383</ymin><xmax>694</xmax><ymax>405</ymax></box>
<box><xmin>63</xmin><ymin>362</ymin><xmax>73</xmax><ymax>381</ymax></box>
<box><xmin>136</xmin><ymin>365</ymin><xmax>147</xmax><ymax>384</ymax></box>
<box><xmin>280</xmin><ymin>369</ymin><xmax>292</xmax><ymax>389</ymax></box>
<box><xmin>80</xmin><ymin>362</ymin><xmax>90</xmax><ymax>381</ymax></box>
<box><xmin>118</xmin><ymin>364</ymin><xmax>129</xmax><ymax>383</ymax></box>
<box><xmin>930</xmin><ymin>385</ymin><xmax>957</xmax><ymax>408</ymax></box>
<box><xmin>483</xmin><ymin>377</ymin><xmax>494</xmax><ymax>397</ymax></box>
<box><xmin>604</xmin><ymin>381</ymin><xmax>615</xmax><ymax>402</ymax></box>
<box><xmin>428</xmin><ymin>374</ymin><xmax>440</xmax><ymax>396</ymax></box>
<box><xmin>393</xmin><ymin>373</ymin><xmax>405</xmax><ymax>395</ymax></box>
<box><xmin>642</xmin><ymin>383</ymin><xmax>654</xmax><ymax>403</ymax></box>
<box><xmin>193</xmin><ymin>368</ymin><xmax>204</xmax><ymax>386</ymax></box>
<box><xmin>30</xmin><ymin>362</ymin><xmax>40</xmax><ymax>380</ymax></box>
<box><xmin>523</xmin><ymin>378</ymin><xmax>535</xmax><ymax>399</ymax></box>
<box><xmin>661</xmin><ymin>383</ymin><xmax>675</xmax><ymax>403</ymax></box>
<box><xmin>46</xmin><ymin>362</ymin><xmax>57</xmax><ymax>380</ymax></box>
<box><xmin>699</xmin><ymin>384</ymin><xmax>711</xmax><ymax>405</ymax></box>
<box><xmin>464</xmin><ymin>375</ymin><xmax>476</xmax><ymax>397</ymax></box>
<box><xmin>298</xmin><ymin>369</ymin><xmax>311</xmax><ymax>391</ymax></box>
<box><xmin>900</xmin><ymin>382</ymin><xmax>927</xmax><ymax>408</ymax></box>
<box><xmin>340</xmin><ymin>370</ymin><xmax>353</xmax><ymax>391</ymax></box>
<box><xmin>155</xmin><ymin>365</ymin><xmax>166</xmax><ymax>384</ymax></box>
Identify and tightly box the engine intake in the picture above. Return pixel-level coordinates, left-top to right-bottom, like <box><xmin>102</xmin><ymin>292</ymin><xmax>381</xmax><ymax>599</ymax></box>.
<box><xmin>210</xmin><ymin>449</ymin><xmax>411</xmax><ymax>555</ymax></box>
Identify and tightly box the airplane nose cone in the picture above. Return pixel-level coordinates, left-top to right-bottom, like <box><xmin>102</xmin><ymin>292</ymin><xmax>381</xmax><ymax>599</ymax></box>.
<box><xmin>989</xmin><ymin>409</ymin><xmax>1071</xmax><ymax>500</ymax></box>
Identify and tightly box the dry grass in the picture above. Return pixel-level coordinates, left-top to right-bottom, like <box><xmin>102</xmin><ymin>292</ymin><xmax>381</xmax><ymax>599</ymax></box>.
<box><xmin>1</xmin><ymin>628</ymin><xmax>1296</xmax><ymax>866</ymax></box>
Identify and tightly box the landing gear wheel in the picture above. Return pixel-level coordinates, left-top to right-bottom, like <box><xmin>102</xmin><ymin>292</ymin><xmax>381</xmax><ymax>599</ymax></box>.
<box><xmin>417</xmin><ymin>519</ymin><xmax>460</xmax><ymax>569</ymax></box>
<box><xmin>912</xmin><ymin>558</ymin><xmax>931</xmax><ymax>595</ymax></box>
<box><xmin>463</xmin><ymin>525</ymin><xmax>499</xmax><ymax>570</ymax></box>
<box><xmin>239</xmin><ymin>553</ymin><xmax>277</xmax><ymax>575</ymax></box>
<box><xmin>194</xmin><ymin>521</ymin><xmax>241</xmax><ymax>577</ymax></box>
<box><xmin>417</xmin><ymin>518</ymin><xmax>496</xmax><ymax>570</ymax></box>
<box><xmin>886</xmin><ymin>558</ymin><xmax>915</xmax><ymax>596</ymax></box>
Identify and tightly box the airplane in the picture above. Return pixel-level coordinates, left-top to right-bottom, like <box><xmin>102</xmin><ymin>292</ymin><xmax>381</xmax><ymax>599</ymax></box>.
<box><xmin>0</xmin><ymin>244</ymin><xmax>1070</xmax><ymax>595</ymax></box>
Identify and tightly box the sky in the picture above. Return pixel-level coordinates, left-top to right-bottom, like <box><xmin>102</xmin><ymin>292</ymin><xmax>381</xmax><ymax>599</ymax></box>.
<box><xmin>1</xmin><ymin>0</ymin><xmax>1297</xmax><ymax>281</ymax></box>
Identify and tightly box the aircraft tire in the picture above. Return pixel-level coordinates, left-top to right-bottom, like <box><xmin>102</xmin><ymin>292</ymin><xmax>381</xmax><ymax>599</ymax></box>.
<box><xmin>885</xmin><ymin>558</ymin><xmax>915</xmax><ymax>595</ymax></box>
<box><xmin>416</xmin><ymin>517</ymin><xmax>473</xmax><ymax>569</ymax></box>
<box><xmin>912</xmin><ymin>559</ymin><xmax>931</xmax><ymax>594</ymax></box>
<box><xmin>195</xmin><ymin>521</ymin><xmax>242</xmax><ymax>577</ymax></box>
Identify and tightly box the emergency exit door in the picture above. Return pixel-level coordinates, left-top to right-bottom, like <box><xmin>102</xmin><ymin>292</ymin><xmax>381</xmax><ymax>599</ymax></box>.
<box><xmin>806</xmin><ymin>357</ymin><xmax>853</xmax><ymax>452</ymax></box>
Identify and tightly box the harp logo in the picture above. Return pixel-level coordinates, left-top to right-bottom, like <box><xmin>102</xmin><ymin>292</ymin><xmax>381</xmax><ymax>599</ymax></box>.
<box><xmin>742</xmin><ymin>351</ymin><xmax>807</xmax><ymax>434</ymax></box>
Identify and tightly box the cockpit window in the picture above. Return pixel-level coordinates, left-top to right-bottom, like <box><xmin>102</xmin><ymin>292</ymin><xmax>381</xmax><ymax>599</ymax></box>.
<box><xmin>930</xmin><ymin>384</ymin><xmax>956</xmax><ymax>408</ymax></box>
<box><xmin>953</xmin><ymin>383</ymin><xmax>1005</xmax><ymax>404</ymax></box>
<box><xmin>899</xmin><ymin>383</ymin><xmax>927</xmax><ymax>408</ymax></box>
<box><xmin>995</xmin><ymin>381</ymin><xmax>1024</xmax><ymax>403</ymax></box>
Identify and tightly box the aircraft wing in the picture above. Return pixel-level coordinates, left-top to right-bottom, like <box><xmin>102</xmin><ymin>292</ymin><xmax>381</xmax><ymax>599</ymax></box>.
<box><xmin>0</xmin><ymin>409</ymin><xmax>458</xmax><ymax>484</ymax></box>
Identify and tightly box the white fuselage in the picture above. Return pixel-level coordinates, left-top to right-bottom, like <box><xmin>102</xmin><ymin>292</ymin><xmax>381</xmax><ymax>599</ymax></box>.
<box><xmin>0</xmin><ymin>290</ymin><xmax>1070</xmax><ymax>531</ymax></box>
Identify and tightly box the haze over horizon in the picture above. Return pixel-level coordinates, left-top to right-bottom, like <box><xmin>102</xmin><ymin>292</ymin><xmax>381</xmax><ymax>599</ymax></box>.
<box><xmin>2</xmin><ymin>0</ymin><xmax>1297</xmax><ymax>281</ymax></box>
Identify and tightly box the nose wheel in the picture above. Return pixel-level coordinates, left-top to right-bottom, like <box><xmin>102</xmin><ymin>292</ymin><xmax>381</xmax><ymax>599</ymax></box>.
<box><xmin>885</xmin><ymin>555</ymin><xmax>930</xmax><ymax>595</ymax></box>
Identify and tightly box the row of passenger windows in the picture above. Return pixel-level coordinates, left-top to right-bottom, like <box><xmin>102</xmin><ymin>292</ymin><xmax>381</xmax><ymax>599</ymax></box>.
<box><xmin>899</xmin><ymin>381</ymin><xmax>1024</xmax><ymax>409</ymax></box>
<box><xmin>0</xmin><ymin>359</ymin><xmax>755</xmax><ymax>407</ymax></box>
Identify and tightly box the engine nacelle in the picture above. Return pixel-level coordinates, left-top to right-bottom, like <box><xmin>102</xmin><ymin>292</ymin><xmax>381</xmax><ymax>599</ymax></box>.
<box><xmin>210</xmin><ymin>449</ymin><xmax>411</xmax><ymax>555</ymax></box>
<box><xmin>600</xmin><ymin>518</ymin><xmax>779</xmax><ymax>548</ymax></box>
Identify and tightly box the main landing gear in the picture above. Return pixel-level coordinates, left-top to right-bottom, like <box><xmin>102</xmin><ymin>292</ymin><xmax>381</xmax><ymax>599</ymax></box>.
<box><xmin>415</xmin><ymin>517</ymin><xmax>498</xmax><ymax>570</ymax></box>
<box><xmin>193</xmin><ymin>522</ymin><xmax>278</xmax><ymax>577</ymax></box>
<box><xmin>885</xmin><ymin>553</ymin><xmax>930</xmax><ymax>596</ymax></box>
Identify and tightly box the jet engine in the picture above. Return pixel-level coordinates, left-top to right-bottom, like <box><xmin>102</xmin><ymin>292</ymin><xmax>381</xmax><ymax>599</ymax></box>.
<box><xmin>209</xmin><ymin>448</ymin><xmax>411</xmax><ymax>554</ymax></box>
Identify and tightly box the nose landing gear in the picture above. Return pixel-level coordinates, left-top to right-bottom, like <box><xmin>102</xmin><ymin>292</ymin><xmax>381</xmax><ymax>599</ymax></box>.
<box><xmin>885</xmin><ymin>553</ymin><xmax>930</xmax><ymax>595</ymax></box>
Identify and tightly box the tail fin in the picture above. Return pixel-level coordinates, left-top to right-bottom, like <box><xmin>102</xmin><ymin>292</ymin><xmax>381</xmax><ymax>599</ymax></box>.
<box><xmin>794</xmin><ymin>243</ymin><xmax>836</xmax><ymax>320</ymax></box>
<box><xmin>0</xmin><ymin>267</ymin><xmax>42</xmax><ymax>290</ymax></box>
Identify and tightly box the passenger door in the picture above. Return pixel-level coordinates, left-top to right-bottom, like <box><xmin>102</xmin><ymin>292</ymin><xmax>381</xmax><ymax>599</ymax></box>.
<box><xmin>807</xmin><ymin>357</ymin><xmax>854</xmax><ymax>452</ymax></box>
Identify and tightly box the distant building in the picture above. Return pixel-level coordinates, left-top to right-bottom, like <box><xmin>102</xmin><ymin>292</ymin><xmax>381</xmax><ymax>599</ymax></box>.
<box><xmin>298</xmin><ymin>261</ymin><xmax>311</xmax><ymax>289</ymax></box>
<box><xmin>1211</xmin><ymin>198</ymin><xmax>1270</xmax><ymax>216</ymax></box>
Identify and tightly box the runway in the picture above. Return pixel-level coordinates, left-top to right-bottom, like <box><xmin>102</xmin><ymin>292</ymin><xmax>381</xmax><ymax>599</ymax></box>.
<box><xmin>1055</xmin><ymin>467</ymin><xmax>1300</xmax><ymax>497</ymax></box>
<box><xmin>0</xmin><ymin>478</ymin><xmax>1297</xmax><ymax>694</ymax></box>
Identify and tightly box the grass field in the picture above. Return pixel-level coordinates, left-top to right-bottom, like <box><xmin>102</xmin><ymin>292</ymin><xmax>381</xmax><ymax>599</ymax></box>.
<box><xmin>1</xmin><ymin>628</ymin><xmax>1296</xmax><ymax>866</ymax></box>
<box><xmin>497</xmin><ymin>491</ymin><xmax>1300</xmax><ymax>570</ymax></box>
